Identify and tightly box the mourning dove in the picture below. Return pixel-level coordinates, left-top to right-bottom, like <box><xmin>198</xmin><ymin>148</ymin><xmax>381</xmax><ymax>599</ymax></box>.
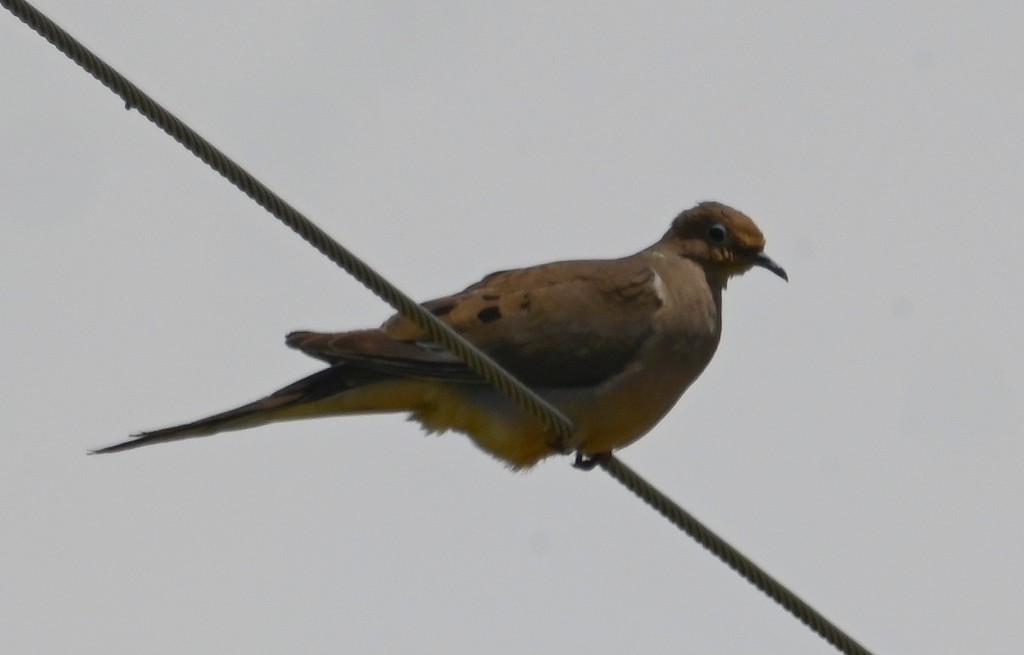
<box><xmin>92</xmin><ymin>201</ymin><xmax>786</xmax><ymax>468</ymax></box>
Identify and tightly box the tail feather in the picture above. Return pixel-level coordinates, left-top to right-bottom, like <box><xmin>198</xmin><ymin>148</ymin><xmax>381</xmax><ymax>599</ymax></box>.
<box><xmin>89</xmin><ymin>394</ymin><xmax>305</xmax><ymax>454</ymax></box>
<box><xmin>90</xmin><ymin>366</ymin><xmax>385</xmax><ymax>454</ymax></box>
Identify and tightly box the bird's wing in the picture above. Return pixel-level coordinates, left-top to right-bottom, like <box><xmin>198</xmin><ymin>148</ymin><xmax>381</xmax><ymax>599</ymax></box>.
<box><xmin>287</xmin><ymin>257</ymin><xmax>665</xmax><ymax>388</ymax></box>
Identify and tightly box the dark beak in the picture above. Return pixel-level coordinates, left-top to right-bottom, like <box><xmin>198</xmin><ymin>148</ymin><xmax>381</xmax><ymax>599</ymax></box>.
<box><xmin>754</xmin><ymin>253</ymin><xmax>788</xmax><ymax>281</ymax></box>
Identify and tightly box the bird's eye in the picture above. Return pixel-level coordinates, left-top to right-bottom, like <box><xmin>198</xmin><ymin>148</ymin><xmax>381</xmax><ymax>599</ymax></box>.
<box><xmin>707</xmin><ymin>223</ymin><xmax>728</xmax><ymax>244</ymax></box>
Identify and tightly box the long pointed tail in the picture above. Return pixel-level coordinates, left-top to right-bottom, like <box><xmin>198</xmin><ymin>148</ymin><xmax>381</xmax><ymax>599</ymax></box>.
<box><xmin>90</xmin><ymin>393</ymin><xmax>305</xmax><ymax>454</ymax></box>
<box><xmin>90</xmin><ymin>366</ymin><xmax>378</xmax><ymax>454</ymax></box>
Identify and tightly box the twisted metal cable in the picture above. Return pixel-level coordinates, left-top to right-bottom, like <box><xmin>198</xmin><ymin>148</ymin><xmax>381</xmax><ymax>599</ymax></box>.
<box><xmin>0</xmin><ymin>0</ymin><xmax>574</xmax><ymax>447</ymax></box>
<box><xmin>599</xmin><ymin>455</ymin><xmax>872</xmax><ymax>655</ymax></box>
<box><xmin>3</xmin><ymin>1</ymin><xmax>872</xmax><ymax>653</ymax></box>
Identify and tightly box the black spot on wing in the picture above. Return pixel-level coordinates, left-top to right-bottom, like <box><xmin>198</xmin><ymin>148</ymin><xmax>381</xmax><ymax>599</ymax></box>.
<box><xmin>477</xmin><ymin>307</ymin><xmax>502</xmax><ymax>323</ymax></box>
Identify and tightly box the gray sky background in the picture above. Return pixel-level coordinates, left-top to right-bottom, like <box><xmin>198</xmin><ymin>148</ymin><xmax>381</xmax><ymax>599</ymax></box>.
<box><xmin>3</xmin><ymin>2</ymin><xmax>1023</xmax><ymax>653</ymax></box>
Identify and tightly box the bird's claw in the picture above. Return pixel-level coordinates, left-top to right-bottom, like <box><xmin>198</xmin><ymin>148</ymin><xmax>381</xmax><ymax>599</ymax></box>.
<box><xmin>572</xmin><ymin>451</ymin><xmax>610</xmax><ymax>471</ymax></box>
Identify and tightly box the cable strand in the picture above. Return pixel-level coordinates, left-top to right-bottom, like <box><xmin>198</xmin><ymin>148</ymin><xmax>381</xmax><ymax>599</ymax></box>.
<box><xmin>0</xmin><ymin>0</ymin><xmax>575</xmax><ymax>447</ymax></box>
<box><xmin>598</xmin><ymin>455</ymin><xmax>872</xmax><ymax>655</ymax></box>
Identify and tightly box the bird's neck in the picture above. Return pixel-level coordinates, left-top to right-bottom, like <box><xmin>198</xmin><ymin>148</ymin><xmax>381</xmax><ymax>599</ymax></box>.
<box><xmin>641</xmin><ymin>246</ymin><xmax>728</xmax><ymax>299</ymax></box>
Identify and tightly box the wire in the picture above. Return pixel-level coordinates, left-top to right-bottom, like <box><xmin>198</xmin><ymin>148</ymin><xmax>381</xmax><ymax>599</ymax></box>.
<box><xmin>2</xmin><ymin>1</ymin><xmax>873</xmax><ymax>653</ymax></box>
<box><xmin>598</xmin><ymin>456</ymin><xmax>872</xmax><ymax>655</ymax></box>
<box><xmin>0</xmin><ymin>0</ymin><xmax>575</xmax><ymax>450</ymax></box>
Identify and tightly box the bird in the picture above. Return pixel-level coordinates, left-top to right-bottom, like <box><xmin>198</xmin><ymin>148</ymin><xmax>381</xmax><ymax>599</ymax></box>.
<box><xmin>91</xmin><ymin>201</ymin><xmax>786</xmax><ymax>469</ymax></box>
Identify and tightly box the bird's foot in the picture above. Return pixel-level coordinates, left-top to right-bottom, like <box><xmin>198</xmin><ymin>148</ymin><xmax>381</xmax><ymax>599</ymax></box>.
<box><xmin>573</xmin><ymin>451</ymin><xmax>611</xmax><ymax>471</ymax></box>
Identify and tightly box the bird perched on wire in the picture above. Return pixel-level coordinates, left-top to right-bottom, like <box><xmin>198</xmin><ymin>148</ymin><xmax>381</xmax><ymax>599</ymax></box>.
<box><xmin>92</xmin><ymin>201</ymin><xmax>786</xmax><ymax>469</ymax></box>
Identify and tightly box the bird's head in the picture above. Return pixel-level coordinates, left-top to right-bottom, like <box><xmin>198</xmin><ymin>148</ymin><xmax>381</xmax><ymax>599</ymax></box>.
<box><xmin>663</xmin><ymin>201</ymin><xmax>787</xmax><ymax>282</ymax></box>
